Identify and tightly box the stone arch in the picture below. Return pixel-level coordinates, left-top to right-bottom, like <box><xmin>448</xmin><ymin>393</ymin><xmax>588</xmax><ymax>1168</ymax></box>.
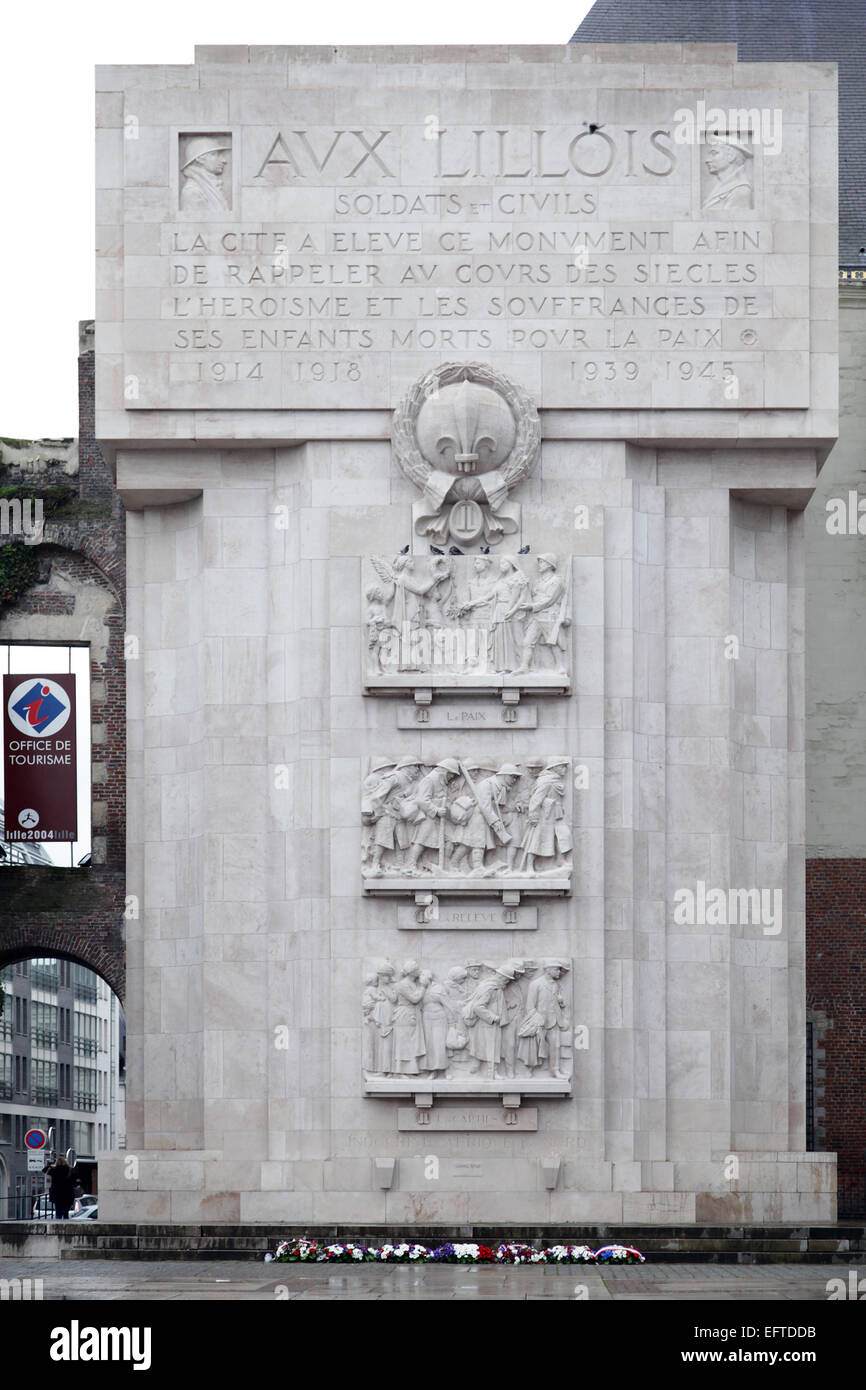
<box><xmin>0</xmin><ymin>937</ymin><xmax>124</xmax><ymax>1006</ymax></box>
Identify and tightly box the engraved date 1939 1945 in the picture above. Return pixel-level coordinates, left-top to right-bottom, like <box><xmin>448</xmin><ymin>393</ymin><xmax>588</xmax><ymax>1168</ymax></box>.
<box><xmin>571</xmin><ymin>359</ymin><xmax>739</xmax><ymax>383</ymax></box>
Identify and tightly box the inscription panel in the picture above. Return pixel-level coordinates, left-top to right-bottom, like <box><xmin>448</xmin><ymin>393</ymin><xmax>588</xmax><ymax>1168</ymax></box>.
<box><xmin>396</xmin><ymin>703</ymin><xmax>538</xmax><ymax>729</ymax></box>
<box><xmin>396</xmin><ymin>902</ymin><xmax>538</xmax><ymax>929</ymax></box>
<box><xmin>105</xmin><ymin>54</ymin><xmax>821</xmax><ymax>418</ymax></box>
<box><xmin>397</xmin><ymin>1106</ymin><xmax>538</xmax><ymax>1131</ymax></box>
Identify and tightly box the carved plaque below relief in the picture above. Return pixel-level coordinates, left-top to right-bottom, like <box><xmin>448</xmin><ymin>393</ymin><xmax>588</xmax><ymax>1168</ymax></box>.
<box><xmin>397</xmin><ymin>702</ymin><xmax>538</xmax><ymax>729</ymax></box>
<box><xmin>397</xmin><ymin>1106</ymin><xmax>538</xmax><ymax>1131</ymax></box>
<box><xmin>396</xmin><ymin>901</ymin><xmax>538</xmax><ymax>929</ymax></box>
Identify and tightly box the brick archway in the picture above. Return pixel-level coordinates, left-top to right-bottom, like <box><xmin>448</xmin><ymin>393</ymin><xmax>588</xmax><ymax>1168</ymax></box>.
<box><xmin>0</xmin><ymin>930</ymin><xmax>124</xmax><ymax>1005</ymax></box>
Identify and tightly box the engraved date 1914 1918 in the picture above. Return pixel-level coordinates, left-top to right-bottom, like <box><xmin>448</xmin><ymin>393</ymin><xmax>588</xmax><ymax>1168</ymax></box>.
<box><xmin>177</xmin><ymin>360</ymin><xmax>264</xmax><ymax>383</ymax></box>
<box><xmin>287</xmin><ymin>360</ymin><xmax>363</xmax><ymax>382</ymax></box>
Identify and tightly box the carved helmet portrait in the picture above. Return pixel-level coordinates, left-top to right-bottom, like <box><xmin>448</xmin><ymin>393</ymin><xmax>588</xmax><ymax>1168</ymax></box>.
<box><xmin>179</xmin><ymin>134</ymin><xmax>232</xmax><ymax>213</ymax></box>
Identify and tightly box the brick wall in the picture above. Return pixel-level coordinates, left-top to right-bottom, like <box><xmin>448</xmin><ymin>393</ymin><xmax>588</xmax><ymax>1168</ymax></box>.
<box><xmin>0</xmin><ymin>338</ymin><xmax>126</xmax><ymax>1003</ymax></box>
<box><xmin>806</xmin><ymin>858</ymin><xmax>866</xmax><ymax>1218</ymax></box>
<box><xmin>77</xmin><ymin>320</ymin><xmax>115</xmax><ymax>504</ymax></box>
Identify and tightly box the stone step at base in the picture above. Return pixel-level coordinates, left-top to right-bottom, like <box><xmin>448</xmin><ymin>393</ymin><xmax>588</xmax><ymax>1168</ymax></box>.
<box><xmin>4</xmin><ymin>1222</ymin><xmax>865</xmax><ymax>1263</ymax></box>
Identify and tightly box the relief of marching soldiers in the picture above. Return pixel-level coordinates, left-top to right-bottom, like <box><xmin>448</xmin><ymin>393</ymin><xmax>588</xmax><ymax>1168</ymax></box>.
<box><xmin>362</xmin><ymin>756</ymin><xmax>572</xmax><ymax>879</ymax></box>
<box><xmin>363</xmin><ymin>957</ymin><xmax>572</xmax><ymax>1082</ymax></box>
<box><xmin>364</xmin><ymin>552</ymin><xmax>572</xmax><ymax>676</ymax></box>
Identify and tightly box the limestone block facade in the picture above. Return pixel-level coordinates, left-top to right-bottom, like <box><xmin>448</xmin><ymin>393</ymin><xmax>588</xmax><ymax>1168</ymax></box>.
<box><xmin>95</xmin><ymin>44</ymin><xmax>838</xmax><ymax>1224</ymax></box>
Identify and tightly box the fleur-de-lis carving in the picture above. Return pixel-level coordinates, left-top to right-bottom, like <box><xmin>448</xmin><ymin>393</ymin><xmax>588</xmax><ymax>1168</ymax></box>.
<box><xmin>435</xmin><ymin>377</ymin><xmax>498</xmax><ymax>474</ymax></box>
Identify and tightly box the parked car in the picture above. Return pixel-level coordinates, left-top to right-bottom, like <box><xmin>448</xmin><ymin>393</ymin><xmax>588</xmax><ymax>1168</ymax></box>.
<box><xmin>31</xmin><ymin>1195</ymin><xmax>54</xmax><ymax>1219</ymax></box>
<box><xmin>69</xmin><ymin>1200</ymin><xmax>98</xmax><ymax>1220</ymax></box>
<box><xmin>72</xmin><ymin>1194</ymin><xmax>97</xmax><ymax>1216</ymax></box>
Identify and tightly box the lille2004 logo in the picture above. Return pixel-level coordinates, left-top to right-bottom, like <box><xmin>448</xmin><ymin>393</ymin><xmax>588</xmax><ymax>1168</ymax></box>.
<box><xmin>6</xmin><ymin>679</ymin><xmax>71</xmax><ymax>739</ymax></box>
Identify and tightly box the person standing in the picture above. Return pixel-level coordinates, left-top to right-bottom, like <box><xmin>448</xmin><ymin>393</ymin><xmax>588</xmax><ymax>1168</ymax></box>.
<box><xmin>391</xmin><ymin>960</ymin><xmax>427</xmax><ymax>1076</ymax></box>
<box><xmin>45</xmin><ymin>1155</ymin><xmax>75</xmax><ymax>1220</ymax></box>
<box><xmin>517</xmin><ymin>962</ymin><xmax>571</xmax><ymax>1079</ymax></box>
<box><xmin>403</xmin><ymin>759</ymin><xmax>461</xmax><ymax>874</ymax></box>
<box><xmin>519</xmin><ymin>759</ymin><xmax>572</xmax><ymax>874</ymax></box>
<box><xmin>463</xmin><ymin>963</ymin><xmax>515</xmax><ymax>1079</ymax></box>
<box><xmin>419</xmin><ymin>970</ymin><xmax>450</xmax><ymax>1077</ymax></box>
<box><xmin>514</xmin><ymin>555</ymin><xmax>570</xmax><ymax>673</ymax></box>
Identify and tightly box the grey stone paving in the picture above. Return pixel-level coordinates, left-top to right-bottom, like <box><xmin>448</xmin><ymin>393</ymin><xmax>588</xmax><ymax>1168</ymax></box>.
<box><xmin>0</xmin><ymin>1259</ymin><xmax>851</xmax><ymax>1300</ymax></box>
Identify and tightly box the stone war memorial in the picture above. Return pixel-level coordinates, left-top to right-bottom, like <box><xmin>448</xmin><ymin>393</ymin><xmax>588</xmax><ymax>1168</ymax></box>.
<box><xmin>96</xmin><ymin>43</ymin><xmax>839</xmax><ymax>1225</ymax></box>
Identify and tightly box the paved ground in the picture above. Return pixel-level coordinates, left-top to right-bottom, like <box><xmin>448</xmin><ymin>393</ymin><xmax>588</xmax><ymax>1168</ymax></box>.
<box><xmin>0</xmin><ymin>1259</ymin><xmax>852</xmax><ymax>1299</ymax></box>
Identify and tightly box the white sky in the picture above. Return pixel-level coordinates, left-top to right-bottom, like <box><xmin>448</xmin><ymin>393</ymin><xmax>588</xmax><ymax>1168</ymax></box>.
<box><xmin>0</xmin><ymin>0</ymin><xmax>594</xmax><ymax>439</ymax></box>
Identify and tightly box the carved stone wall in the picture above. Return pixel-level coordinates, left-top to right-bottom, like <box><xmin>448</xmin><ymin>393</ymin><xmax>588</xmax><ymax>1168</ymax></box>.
<box><xmin>95</xmin><ymin>43</ymin><xmax>838</xmax><ymax>1226</ymax></box>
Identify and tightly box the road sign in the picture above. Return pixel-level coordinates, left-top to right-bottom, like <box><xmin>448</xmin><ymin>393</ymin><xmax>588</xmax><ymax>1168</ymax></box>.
<box><xmin>24</xmin><ymin>1128</ymin><xmax>46</xmax><ymax>1150</ymax></box>
<box><xmin>27</xmin><ymin>1153</ymin><xmax>44</xmax><ymax>1172</ymax></box>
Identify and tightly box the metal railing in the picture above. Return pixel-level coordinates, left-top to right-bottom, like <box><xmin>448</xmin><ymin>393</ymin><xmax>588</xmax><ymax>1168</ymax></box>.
<box><xmin>0</xmin><ymin>1194</ymin><xmax>51</xmax><ymax>1221</ymax></box>
<box><xmin>31</xmin><ymin>1086</ymin><xmax>58</xmax><ymax>1106</ymax></box>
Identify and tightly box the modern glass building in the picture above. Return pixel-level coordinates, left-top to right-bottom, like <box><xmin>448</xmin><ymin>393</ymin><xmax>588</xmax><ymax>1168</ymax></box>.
<box><xmin>0</xmin><ymin>958</ymin><xmax>125</xmax><ymax>1217</ymax></box>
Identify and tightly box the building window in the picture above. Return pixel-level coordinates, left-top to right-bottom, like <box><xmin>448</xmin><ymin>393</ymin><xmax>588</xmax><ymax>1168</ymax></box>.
<box><xmin>72</xmin><ymin>967</ymin><xmax>98</xmax><ymax>1005</ymax></box>
<box><xmin>73</xmin><ymin>1067</ymin><xmax>97</xmax><ymax>1111</ymax></box>
<box><xmin>30</xmin><ymin>960</ymin><xmax>59</xmax><ymax>991</ymax></box>
<box><xmin>31</xmin><ymin>1061</ymin><xmax>57</xmax><ymax>1106</ymax></box>
<box><xmin>74</xmin><ymin>1011</ymin><xmax>98</xmax><ymax>1058</ymax></box>
<box><xmin>72</xmin><ymin>1122</ymin><xmax>94</xmax><ymax>1158</ymax></box>
<box><xmin>31</xmin><ymin>1001</ymin><xmax>58</xmax><ymax>1049</ymax></box>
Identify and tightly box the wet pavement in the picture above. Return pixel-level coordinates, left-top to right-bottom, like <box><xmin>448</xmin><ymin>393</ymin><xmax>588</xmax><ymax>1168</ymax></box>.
<box><xmin>0</xmin><ymin>1258</ymin><xmax>851</xmax><ymax>1300</ymax></box>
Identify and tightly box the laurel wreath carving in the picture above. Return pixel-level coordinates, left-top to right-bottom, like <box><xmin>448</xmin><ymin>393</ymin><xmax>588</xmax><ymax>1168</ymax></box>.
<box><xmin>391</xmin><ymin>362</ymin><xmax>541</xmax><ymax>494</ymax></box>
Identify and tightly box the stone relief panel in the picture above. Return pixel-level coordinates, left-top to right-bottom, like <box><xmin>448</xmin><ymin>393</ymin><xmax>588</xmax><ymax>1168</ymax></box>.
<box><xmin>363</xmin><ymin>552</ymin><xmax>571</xmax><ymax>691</ymax></box>
<box><xmin>179</xmin><ymin>133</ymin><xmax>233</xmax><ymax>213</ymax></box>
<box><xmin>392</xmin><ymin>362</ymin><xmax>540</xmax><ymax>551</ymax></box>
<box><xmin>363</xmin><ymin>956</ymin><xmax>573</xmax><ymax>1096</ymax></box>
<box><xmin>362</xmin><ymin>756</ymin><xmax>572</xmax><ymax>895</ymax></box>
<box><xmin>700</xmin><ymin>134</ymin><xmax>754</xmax><ymax>212</ymax></box>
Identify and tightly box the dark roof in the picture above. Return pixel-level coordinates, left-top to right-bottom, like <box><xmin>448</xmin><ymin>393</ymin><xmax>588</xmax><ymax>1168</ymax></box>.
<box><xmin>572</xmin><ymin>0</ymin><xmax>863</xmax><ymax>263</ymax></box>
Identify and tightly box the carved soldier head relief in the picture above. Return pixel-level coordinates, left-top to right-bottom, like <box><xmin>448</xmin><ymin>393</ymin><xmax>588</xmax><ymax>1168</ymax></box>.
<box><xmin>179</xmin><ymin>133</ymin><xmax>232</xmax><ymax>213</ymax></box>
